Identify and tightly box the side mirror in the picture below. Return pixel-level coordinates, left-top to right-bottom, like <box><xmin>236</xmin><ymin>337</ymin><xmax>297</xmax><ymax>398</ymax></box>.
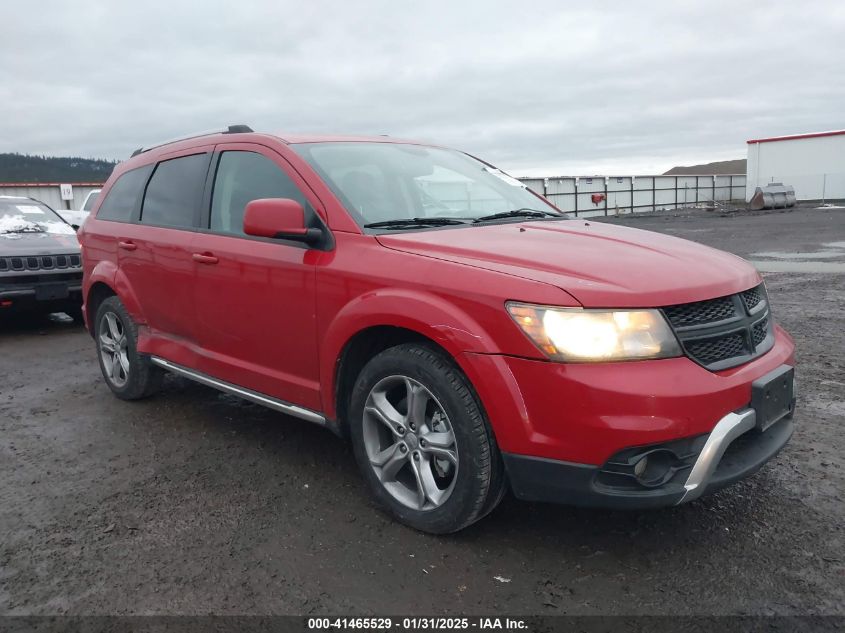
<box><xmin>71</xmin><ymin>224</ymin><xmax>80</xmax><ymax>231</ymax></box>
<box><xmin>243</xmin><ymin>198</ymin><xmax>322</xmax><ymax>245</ymax></box>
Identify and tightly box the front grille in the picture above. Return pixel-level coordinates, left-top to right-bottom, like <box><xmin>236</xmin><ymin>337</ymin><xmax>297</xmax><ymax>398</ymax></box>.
<box><xmin>742</xmin><ymin>287</ymin><xmax>763</xmax><ymax>312</ymax></box>
<box><xmin>663</xmin><ymin>295</ymin><xmax>736</xmax><ymax>327</ymax></box>
<box><xmin>686</xmin><ymin>333</ymin><xmax>747</xmax><ymax>365</ymax></box>
<box><xmin>661</xmin><ymin>284</ymin><xmax>773</xmax><ymax>371</ymax></box>
<box><xmin>752</xmin><ymin>317</ymin><xmax>769</xmax><ymax>347</ymax></box>
<box><xmin>0</xmin><ymin>253</ymin><xmax>81</xmax><ymax>272</ymax></box>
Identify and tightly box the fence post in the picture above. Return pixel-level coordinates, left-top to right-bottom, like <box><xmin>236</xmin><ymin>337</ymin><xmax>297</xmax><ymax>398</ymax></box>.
<box><xmin>822</xmin><ymin>173</ymin><xmax>827</xmax><ymax>204</ymax></box>
<box><xmin>630</xmin><ymin>177</ymin><xmax>635</xmax><ymax>214</ymax></box>
<box><xmin>573</xmin><ymin>178</ymin><xmax>578</xmax><ymax>217</ymax></box>
<box><xmin>652</xmin><ymin>177</ymin><xmax>656</xmax><ymax>212</ymax></box>
<box><xmin>712</xmin><ymin>175</ymin><xmax>716</xmax><ymax>204</ymax></box>
<box><xmin>604</xmin><ymin>177</ymin><xmax>609</xmax><ymax>216</ymax></box>
<box><xmin>675</xmin><ymin>176</ymin><xmax>678</xmax><ymax>209</ymax></box>
<box><xmin>729</xmin><ymin>175</ymin><xmax>733</xmax><ymax>201</ymax></box>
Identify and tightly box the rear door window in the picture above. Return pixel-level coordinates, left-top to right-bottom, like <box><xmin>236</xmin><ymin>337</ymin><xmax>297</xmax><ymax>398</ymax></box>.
<box><xmin>209</xmin><ymin>151</ymin><xmax>307</xmax><ymax>236</ymax></box>
<box><xmin>96</xmin><ymin>165</ymin><xmax>153</xmax><ymax>222</ymax></box>
<box><xmin>141</xmin><ymin>153</ymin><xmax>209</xmax><ymax>229</ymax></box>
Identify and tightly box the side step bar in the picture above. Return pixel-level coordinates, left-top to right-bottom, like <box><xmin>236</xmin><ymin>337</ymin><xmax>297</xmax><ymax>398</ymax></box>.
<box><xmin>150</xmin><ymin>357</ymin><xmax>326</xmax><ymax>426</ymax></box>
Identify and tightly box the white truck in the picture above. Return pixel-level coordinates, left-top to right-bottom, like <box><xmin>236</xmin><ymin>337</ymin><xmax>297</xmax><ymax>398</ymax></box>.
<box><xmin>57</xmin><ymin>189</ymin><xmax>101</xmax><ymax>227</ymax></box>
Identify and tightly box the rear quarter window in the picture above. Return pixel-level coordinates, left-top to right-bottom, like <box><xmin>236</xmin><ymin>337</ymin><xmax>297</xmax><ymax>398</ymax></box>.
<box><xmin>96</xmin><ymin>165</ymin><xmax>153</xmax><ymax>222</ymax></box>
<box><xmin>141</xmin><ymin>153</ymin><xmax>209</xmax><ymax>229</ymax></box>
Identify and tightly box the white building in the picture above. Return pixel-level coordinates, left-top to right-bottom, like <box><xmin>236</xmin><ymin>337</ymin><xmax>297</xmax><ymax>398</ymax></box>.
<box><xmin>746</xmin><ymin>130</ymin><xmax>845</xmax><ymax>202</ymax></box>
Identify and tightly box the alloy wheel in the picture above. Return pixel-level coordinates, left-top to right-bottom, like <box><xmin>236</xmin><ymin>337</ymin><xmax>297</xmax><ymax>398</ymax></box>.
<box><xmin>98</xmin><ymin>311</ymin><xmax>130</xmax><ymax>388</ymax></box>
<box><xmin>362</xmin><ymin>375</ymin><xmax>459</xmax><ymax>511</ymax></box>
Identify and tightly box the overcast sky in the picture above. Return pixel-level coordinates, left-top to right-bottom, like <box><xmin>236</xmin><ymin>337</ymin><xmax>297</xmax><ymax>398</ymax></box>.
<box><xmin>2</xmin><ymin>0</ymin><xmax>843</xmax><ymax>175</ymax></box>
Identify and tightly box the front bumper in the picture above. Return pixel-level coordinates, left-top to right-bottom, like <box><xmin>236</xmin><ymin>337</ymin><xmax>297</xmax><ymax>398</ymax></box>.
<box><xmin>503</xmin><ymin>411</ymin><xmax>794</xmax><ymax>509</ymax></box>
<box><xmin>456</xmin><ymin>324</ymin><xmax>796</xmax><ymax>509</ymax></box>
<box><xmin>0</xmin><ymin>282</ymin><xmax>82</xmax><ymax>312</ymax></box>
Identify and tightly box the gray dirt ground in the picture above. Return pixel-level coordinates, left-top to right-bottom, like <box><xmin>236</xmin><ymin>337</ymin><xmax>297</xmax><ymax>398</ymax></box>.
<box><xmin>0</xmin><ymin>206</ymin><xmax>843</xmax><ymax>615</ymax></box>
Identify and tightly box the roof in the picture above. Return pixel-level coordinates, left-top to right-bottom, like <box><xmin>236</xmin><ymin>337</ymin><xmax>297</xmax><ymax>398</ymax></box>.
<box><xmin>130</xmin><ymin>127</ymin><xmax>437</xmax><ymax>158</ymax></box>
<box><xmin>747</xmin><ymin>129</ymin><xmax>845</xmax><ymax>144</ymax></box>
<box><xmin>275</xmin><ymin>133</ymin><xmax>427</xmax><ymax>145</ymax></box>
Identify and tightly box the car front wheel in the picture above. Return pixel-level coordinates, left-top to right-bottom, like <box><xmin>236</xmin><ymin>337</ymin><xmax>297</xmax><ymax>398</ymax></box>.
<box><xmin>349</xmin><ymin>343</ymin><xmax>505</xmax><ymax>533</ymax></box>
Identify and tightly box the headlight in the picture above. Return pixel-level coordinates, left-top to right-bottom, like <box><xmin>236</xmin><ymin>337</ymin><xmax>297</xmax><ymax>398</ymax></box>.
<box><xmin>506</xmin><ymin>302</ymin><xmax>681</xmax><ymax>362</ymax></box>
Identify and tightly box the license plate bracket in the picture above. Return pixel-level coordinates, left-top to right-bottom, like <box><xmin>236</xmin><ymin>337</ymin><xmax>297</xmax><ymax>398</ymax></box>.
<box><xmin>751</xmin><ymin>365</ymin><xmax>795</xmax><ymax>431</ymax></box>
<box><xmin>35</xmin><ymin>282</ymin><xmax>69</xmax><ymax>301</ymax></box>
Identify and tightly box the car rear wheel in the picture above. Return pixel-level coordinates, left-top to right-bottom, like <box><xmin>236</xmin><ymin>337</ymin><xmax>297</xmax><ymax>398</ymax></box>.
<box><xmin>95</xmin><ymin>296</ymin><xmax>163</xmax><ymax>400</ymax></box>
<box><xmin>349</xmin><ymin>343</ymin><xmax>505</xmax><ymax>533</ymax></box>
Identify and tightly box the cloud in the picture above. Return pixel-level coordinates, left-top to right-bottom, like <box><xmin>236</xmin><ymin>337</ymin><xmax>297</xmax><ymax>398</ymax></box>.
<box><xmin>2</xmin><ymin>0</ymin><xmax>843</xmax><ymax>175</ymax></box>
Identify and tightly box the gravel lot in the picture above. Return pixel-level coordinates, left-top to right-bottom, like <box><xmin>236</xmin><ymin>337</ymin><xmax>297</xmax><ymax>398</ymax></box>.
<box><xmin>1</xmin><ymin>206</ymin><xmax>843</xmax><ymax>616</ymax></box>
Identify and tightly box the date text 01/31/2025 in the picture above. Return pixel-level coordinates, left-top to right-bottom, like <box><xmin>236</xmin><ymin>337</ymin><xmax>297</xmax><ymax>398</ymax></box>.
<box><xmin>307</xmin><ymin>617</ymin><xmax>528</xmax><ymax>630</ymax></box>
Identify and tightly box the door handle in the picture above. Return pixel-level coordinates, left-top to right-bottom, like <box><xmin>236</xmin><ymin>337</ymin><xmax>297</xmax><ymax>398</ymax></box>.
<box><xmin>192</xmin><ymin>252</ymin><xmax>219</xmax><ymax>265</ymax></box>
<box><xmin>118</xmin><ymin>240</ymin><xmax>137</xmax><ymax>251</ymax></box>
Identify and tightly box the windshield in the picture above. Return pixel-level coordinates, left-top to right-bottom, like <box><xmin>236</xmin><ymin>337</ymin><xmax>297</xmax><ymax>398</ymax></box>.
<box><xmin>0</xmin><ymin>199</ymin><xmax>75</xmax><ymax>235</ymax></box>
<box><xmin>292</xmin><ymin>142</ymin><xmax>563</xmax><ymax>227</ymax></box>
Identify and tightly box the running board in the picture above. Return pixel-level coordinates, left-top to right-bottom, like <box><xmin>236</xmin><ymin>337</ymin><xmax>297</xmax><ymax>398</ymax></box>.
<box><xmin>150</xmin><ymin>357</ymin><xmax>327</xmax><ymax>426</ymax></box>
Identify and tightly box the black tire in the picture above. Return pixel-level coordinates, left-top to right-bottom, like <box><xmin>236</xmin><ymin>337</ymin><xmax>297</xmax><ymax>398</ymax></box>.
<box><xmin>349</xmin><ymin>343</ymin><xmax>506</xmax><ymax>534</ymax></box>
<box><xmin>94</xmin><ymin>296</ymin><xmax>163</xmax><ymax>400</ymax></box>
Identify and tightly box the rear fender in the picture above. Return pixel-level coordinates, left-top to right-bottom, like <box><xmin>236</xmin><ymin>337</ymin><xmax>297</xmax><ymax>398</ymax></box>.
<box><xmin>85</xmin><ymin>259</ymin><xmax>147</xmax><ymax>326</ymax></box>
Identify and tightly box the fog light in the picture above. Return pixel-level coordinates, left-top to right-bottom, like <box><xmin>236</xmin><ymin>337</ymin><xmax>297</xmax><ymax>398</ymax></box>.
<box><xmin>633</xmin><ymin>456</ymin><xmax>648</xmax><ymax>479</ymax></box>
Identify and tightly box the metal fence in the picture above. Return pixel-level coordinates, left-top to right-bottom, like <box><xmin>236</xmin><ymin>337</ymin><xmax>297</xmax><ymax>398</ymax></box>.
<box><xmin>519</xmin><ymin>174</ymin><xmax>747</xmax><ymax>217</ymax></box>
<box><xmin>0</xmin><ymin>182</ymin><xmax>103</xmax><ymax>211</ymax></box>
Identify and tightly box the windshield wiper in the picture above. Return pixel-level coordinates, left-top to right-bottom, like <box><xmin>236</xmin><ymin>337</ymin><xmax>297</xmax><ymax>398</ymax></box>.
<box><xmin>472</xmin><ymin>208</ymin><xmax>561</xmax><ymax>223</ymax></box>
<box><xmin>364</xmin><ymin>217</ymin><xmax>468</xmax><ymax>229</ymax></box>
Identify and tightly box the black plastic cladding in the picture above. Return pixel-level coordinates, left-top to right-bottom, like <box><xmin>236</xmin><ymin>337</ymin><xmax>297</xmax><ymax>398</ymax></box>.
<box><xmin>662</xmin><ymin>284</ymin><xmax>774</xmax><ymax>371</ymax></box>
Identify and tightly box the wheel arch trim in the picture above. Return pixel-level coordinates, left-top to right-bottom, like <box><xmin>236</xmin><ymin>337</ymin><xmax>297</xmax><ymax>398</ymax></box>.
<box><xmin>320</xmin><ymin>289</ymin><xmax>499</xmax><ymax>420</ymax></box>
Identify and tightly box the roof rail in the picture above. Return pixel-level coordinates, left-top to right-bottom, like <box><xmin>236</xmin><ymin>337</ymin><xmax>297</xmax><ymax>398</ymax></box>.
<box><xmin>130</xmin><ymin>124</ymin><xmax>254</xmax><ymax>157</ymax></box>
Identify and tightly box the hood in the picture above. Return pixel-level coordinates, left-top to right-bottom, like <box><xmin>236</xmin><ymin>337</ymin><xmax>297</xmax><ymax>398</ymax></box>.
<box><xmin>0</xmin><ymin>229</ymin><xmax>80</xmax><ymax>255</ymax></box>
<box><xmin>376</xmin><ymin>220</ymin><xmax>760</xmax><ymax>307</ymax></box>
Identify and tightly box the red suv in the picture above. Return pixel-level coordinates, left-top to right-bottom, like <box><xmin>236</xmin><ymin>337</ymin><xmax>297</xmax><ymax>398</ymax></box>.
<box><xmin>78</xmin><ymin>126</ymin><xmax>796</xmax><ymax>533</ymax></box>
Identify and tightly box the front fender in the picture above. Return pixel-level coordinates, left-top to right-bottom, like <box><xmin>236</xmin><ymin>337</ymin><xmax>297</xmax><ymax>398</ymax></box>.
<box><xmin>319</xmin><ymin>288</ymin><xmax>499</xmax><ymax>418</ymax></box>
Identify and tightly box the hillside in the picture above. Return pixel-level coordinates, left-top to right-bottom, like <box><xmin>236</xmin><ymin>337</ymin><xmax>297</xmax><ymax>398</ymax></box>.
<box><xmin>664</xmin><ymin>159</ymin><xmax>746</xmax><ymax>175</ymax></box>
<box><xmin>0</xmin><ymin>153</ymin><xmax>116</xmax><ymax>183</ymax></box>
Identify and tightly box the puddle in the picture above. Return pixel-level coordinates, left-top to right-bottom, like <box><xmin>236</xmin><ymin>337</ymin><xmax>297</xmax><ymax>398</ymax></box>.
<box><xmin>751</xmin><ymin>250</ymin><xmax>843</xmax><ymax>260</ymax></box>
<box><xmin>750</xmin><ymin>242</ymin><xmax>845</xmax><ymax>270</ymax></box>
<box><xmin>750</xmin><ymin>261</ymin><xmax>845</xmax><ymax>273</ymax></box>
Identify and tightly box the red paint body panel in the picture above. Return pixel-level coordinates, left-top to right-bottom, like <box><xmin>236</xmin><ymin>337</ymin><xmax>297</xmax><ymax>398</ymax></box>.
<box><xmin>79</xmin><ymin>130</ymin><xmax>795</xmax><ymax>472</ymax></box>
<box><xmin>188</xmin><ymin>230</ymin><xmax>322</xmax><ymax>410</ymax></box>
<box><xmin>313</xmin><ymin>232</ymin><xmax>570</xmax><ymax>419</ymax></box>
<box><xmin>377</xmin><ymin>221</ymin><xmax>761</xmax><ymax>307</ymax></box>
<box><xmin>463</xmin><ymin>325</ymin><xmax>794</xmax><ymax>464</ymax></box>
